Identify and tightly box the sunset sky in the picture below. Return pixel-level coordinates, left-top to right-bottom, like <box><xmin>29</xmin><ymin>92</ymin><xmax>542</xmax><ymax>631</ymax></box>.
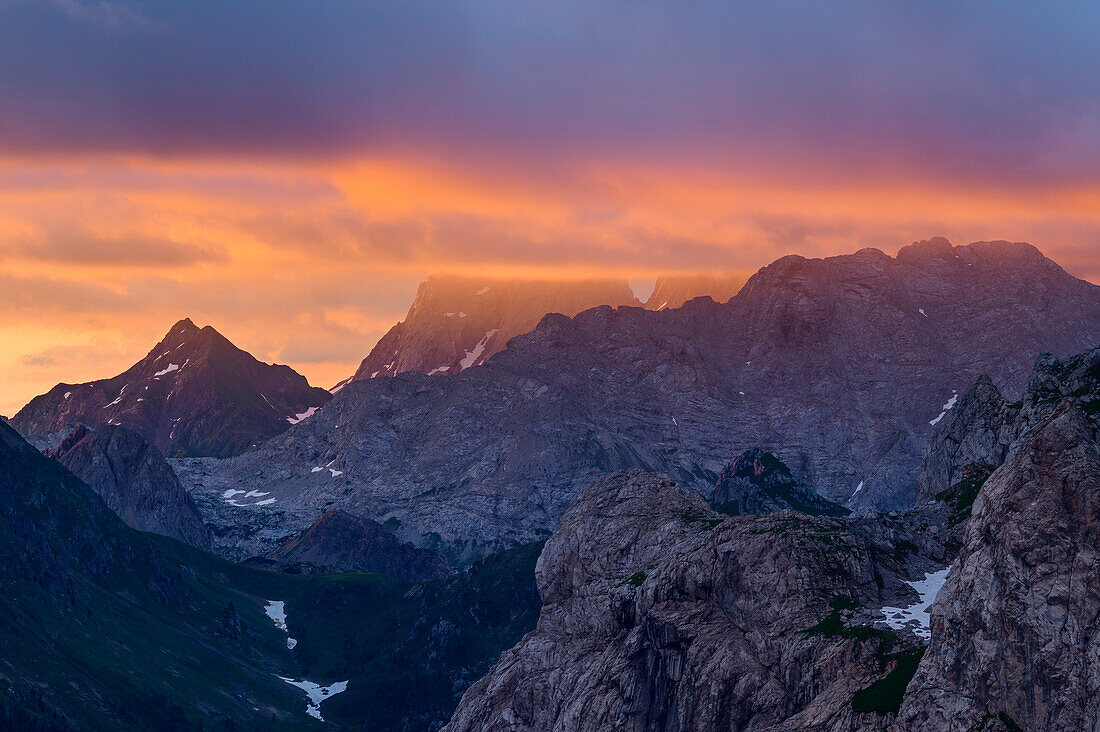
<box><xmin>1</xmin><ymin>0</ymin><xmax>1099</xmax><ymax>415</ymax></box>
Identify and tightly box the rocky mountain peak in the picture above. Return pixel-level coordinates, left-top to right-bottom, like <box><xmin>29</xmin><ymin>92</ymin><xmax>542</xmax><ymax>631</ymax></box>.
<box><xmin>11</xmin><ymin>318</ymin><xmax>331</xmax><ymax>458</ymax></box>
<box><xmin>711</xmin><ymin>449</ymin><xmax>850</xmax><ymax>517</ymax></box>
<box><xmin>916</xmin><ymin>344</ymin><xmax>1100</xmax><ymax>504</ymax></box>
<box><xmin>178</xmin><ymin>240</ymin><xmax>1100</xmax><ymax>564</ymax></box>
<box><xmin>263</xmin><ymin>508</ymin><xmax>452</xmax><ymax>580</ymax></box>
<box><xmin>643</xmin><ymin>272</ymin><xmax>746</xmax><ymax>310</ymax></box>
<box><xmin>895</xmin><ymin>236</ymin><xmax>956</xmax><ymax>262</ymax></box>
<box><xmin>349</xmin><ymin>274</ymin><xmax>638</xmax><ymax>381</ymax></box>
<box><xmin>49</xmin><ymin>425</ymin><xmax>212</xmax><ymax>549</ymax></box>
<box><xmin>898</xmin><ymin>400</ymin><xmax>1100</xmax><ymax>729</ymax></box>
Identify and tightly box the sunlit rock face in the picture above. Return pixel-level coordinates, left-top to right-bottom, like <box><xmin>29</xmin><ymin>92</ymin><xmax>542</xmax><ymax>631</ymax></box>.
<box><xmin>347</xmin><ymin>274</ymin><xmax>639</xmax><ymax>382</ymax></box>
<box><xmin>644</xmin><ymin>272</ymin><xmax>746</xmax><ymax>310</ymax></box>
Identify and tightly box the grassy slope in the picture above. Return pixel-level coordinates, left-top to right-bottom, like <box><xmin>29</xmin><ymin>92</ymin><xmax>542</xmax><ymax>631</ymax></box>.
<box><xmin>0</xmin><ymin>422</ymin><xmax>316</xmax><ymax>730</ymax></box>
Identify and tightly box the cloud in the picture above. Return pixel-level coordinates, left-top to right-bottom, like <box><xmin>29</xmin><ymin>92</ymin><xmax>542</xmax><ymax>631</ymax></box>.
<box><xmin>18</xmin><ymin>342</ymin><xmax>129</xmax><ymax>368</ymax></box>
<box><xmin>2</xmin><ymin>220</ymin><xmax>228</xmax><ymax>267</ymax></box>
<box><xmin>0</xmin><ymin>2</ymin><xmax>1097</xmax><ymax>185</ymax></box>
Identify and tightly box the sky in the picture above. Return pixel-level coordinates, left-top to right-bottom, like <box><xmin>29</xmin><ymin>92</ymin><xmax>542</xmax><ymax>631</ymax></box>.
<box><xmin>1</xmin><ymin>0</ymin><xmax>1099</xmax><ymax>415</ymax></box>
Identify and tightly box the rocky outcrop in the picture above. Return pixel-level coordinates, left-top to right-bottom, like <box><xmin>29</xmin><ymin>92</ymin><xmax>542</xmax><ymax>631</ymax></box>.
<box><xmin>444</xmin><ymin>471</ymin><xmax>943</xmax><ymax>731</ymax></box>
<box><xmin>895</xmin><ymin>405</ymin><xmax>1100</xmax><ymax>731</ymax></box>
<box><xmin>12</xmin><ymin>318</ymin><xmax>331</xmax><ymax>458</ymax></box>
<box><xmin>49</xmin><ymin>425</ymin><xmax>212</xmax><ymax>549</ymax></box>
<box><xmin>644</xmin><ymin>272</ymin><xmax>746</xmax><ymax>310</ymax></box>
<box><xmin>349</xmin><ymin>275</ymin><xmax>638</xmax><ymax>381</ymax></box>
<box><xmin>915</xmin><ymin>345</ymin><xmax>1100</xmax><ymax>502</ymax></box>
<box><xmin>710</xmin><ymin>448</ymin><xmax>850</xmax><ymax>517</ymax></box>
<box><xmin>264</xmin><ymin>509</ymin><xmax>451</xmax><ymax>580</ymax></box>
<box><xmin>178</xmin><ymin>240</ymin><xmax>1100</xmax><ymax>560</ymax></box>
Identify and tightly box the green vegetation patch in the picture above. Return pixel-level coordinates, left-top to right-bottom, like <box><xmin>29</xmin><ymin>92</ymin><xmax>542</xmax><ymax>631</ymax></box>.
<box><xmin>675</xmin><ymin>510</ymin><xmax>724</xmax><ymax>530</ymax></box>
<box><xmin>621</xmin><ymin>571</ymin><xmax>648</xmax><ymax>587</ymax></box>
<box><xmin>851</xmin><ymin>646</ymin><xmax>925</xmax><ymax>714</ymax></box>
<box><xmin>935</xmin><ymin>465</ymin><xmax>994</xmax><ymax>525</ymax></box>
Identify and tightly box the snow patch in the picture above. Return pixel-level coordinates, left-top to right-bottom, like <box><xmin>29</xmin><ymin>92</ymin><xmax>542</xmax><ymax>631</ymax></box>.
<box><xmin>459</xmin><ymin>329</ymin><xmax>499</xmax><ymax>370</ymax></box>
<box><xmin>264</xmin><ymin>600</ymin><xmax>288</xmax><ymax>631</ymax></box>
<box><xmin>427</xmin><ymin>365</ymin><xmax>450</xmax><ymax>375</ymax></box>
<box><xmin>64</xmin><ymin>392</ymin><xmax>71</xmax><ymax>399</ymax></box>
<box><xmin>277</xmin><ymin>678</ymin><xmax>349</xmax><ymax>722</ymax></box>
<box><xmin>154</xmin><ymin>363</ymin><xmax>179</xmax><ymax>377</ymax></box>
<box><xmin>224</xmin><ymin>489</ymin><xmax>276</xmax><ymax>507</ymax></box>
<box><xmin>852</xmin><ymin>480</ymin><xmax>864</xmax><ymax>498</ymax></box>
<box><xmin>878</xmin><ymin>567</ymin><xmax>950</xmax><ymax>640</ymax></box>
<box><xmin>929</xmin><ymin>391</ymin><xmax>959</xmax><ymax>426</ymax></box>
<box><xmin>286</xmin><ymin>406</ymin><xmax>318</xmax><ymax>425</ymax></box>
<box><xmin>328</xmin><ymin>469</ymin><xmax>343</xmax><ymax>477</ymax></box>
<box><xmin>265</xmin><ymin>600</ymin><xmax>347</xmax><ymax>721</ymax></box>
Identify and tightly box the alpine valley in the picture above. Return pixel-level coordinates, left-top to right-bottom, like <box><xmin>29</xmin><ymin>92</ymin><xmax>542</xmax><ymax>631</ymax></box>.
<box><xmin>4</xmin><ymin>239</ymin><xmax>1100</xmax><ymax>731</ymax></box>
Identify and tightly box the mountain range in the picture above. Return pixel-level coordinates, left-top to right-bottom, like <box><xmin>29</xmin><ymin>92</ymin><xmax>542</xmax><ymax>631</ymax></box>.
<box><xmin>4</xmin><ymin>236</ymin><xmax>1099</xmax><ymax>730</ymax></box>
<box><xmin>175</xmin><ymin>239</ymin><xmax>1100</xmax><ymax>563</ymax></box>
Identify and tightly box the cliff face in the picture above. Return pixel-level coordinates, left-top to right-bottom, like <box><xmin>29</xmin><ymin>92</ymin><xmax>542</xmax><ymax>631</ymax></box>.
<box><xmin>179</xmin><ymin>240</ymin><xmax>1100</xmax><ymax>561</ymax></box>
<box><xmin>12</xmin><ymin>318</ymin><xmax>331</xmax><ymax>458</ymax></box>
<box><xmin>915</xmin><ymin>346</ymin><xmax>1100</xmax><ymax>503</ymax></box>
<box><xmin>444</xmin><ymin>471</ymin><xmax>949</xmax><ymax>732</ymax></box>
<box><xmin>349</xmin><ymin>275</ymin><xmax>638</xmax><ymax>381</ymax></box>
<box><xmin>895</xmin><ymin>350</ymin><xmax>1100</xmax><ymax>731</ymax></box>
<box><xmin>643</xmin><ymin>273</ymin><xmax>746</xmax><ymax>310</ymax></box>
<box><xmin>49</xmin><ymin>425</ymin><xmax>212</xmax><ymax>549</ymax></box>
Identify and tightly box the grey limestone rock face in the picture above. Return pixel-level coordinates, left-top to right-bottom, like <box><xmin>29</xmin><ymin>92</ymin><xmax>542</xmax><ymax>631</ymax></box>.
<box><xmin>50</xmin><ymin>425</ymin><xmax>212</xmax><ymax>549</ymax></box>
<box><xmin>894</xmin><ymin>346</ymin><xmax>1100</xmax><ymax>731</ymax></box>
<box><xmin>180</xmin><ymin>240</ymin><xmax>1100</xmax><ymax>560</ymax></box>
<box><xmin>443</xmin><ymin>471</ymin><xmax>945</xmax><ymax>732</ymax></box>
<box><xmin>895</xmin><ymin>406</ymin><xmax>1100</xmax><ymax>731</ymax></box>
<box><xmin>915</xmin><ymin>345</ymin><xmax>1100</xmax><ymax>503</ymax></box>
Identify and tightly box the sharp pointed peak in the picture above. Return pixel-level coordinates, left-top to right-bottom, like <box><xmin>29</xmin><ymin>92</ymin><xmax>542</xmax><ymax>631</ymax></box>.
<box><xmin>167</xmin><ymin>318</ymin><xmax>201</xmax><ymax>337</ymax></box>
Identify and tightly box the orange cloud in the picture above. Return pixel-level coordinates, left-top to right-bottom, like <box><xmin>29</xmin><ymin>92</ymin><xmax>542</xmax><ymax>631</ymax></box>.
<box><xmin>0</xmin><ymin>152</ymin><xmax>1097</xmax><ymax>416</ymax></box>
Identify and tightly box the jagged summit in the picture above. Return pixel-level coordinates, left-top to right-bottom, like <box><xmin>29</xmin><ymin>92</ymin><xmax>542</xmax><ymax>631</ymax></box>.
<box><xmin>643</xmin><ymin>272</ymin><xmax>746</xmax><ymax>310</ymax></box>
<box><xmin>350</xmin><ymin>274</ymin><xmax>638</xmax><ymax>381</ymax></box>
<box><xmin>12</xmin><ymin>319</ymin><xmax>331</xmax><ymax>458</ymax></box>
<box><xmin>48</xmin><ymin>424</ymin><xmax>213</xmax><ymax>549</ymax></box>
